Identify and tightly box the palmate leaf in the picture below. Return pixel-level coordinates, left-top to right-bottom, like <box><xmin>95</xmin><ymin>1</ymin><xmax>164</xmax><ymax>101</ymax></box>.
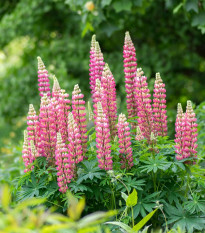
<box><xmin>68</xmin><ymin>182</ymin><xmax>92</xmax><ymax>193</ymax></box>
<box><xmin>133</xmin><ymin>192</ymin><xmax>161</xmax><ymax>218</ymax></box>
<box><xmin>184</xmin><ymin>194</ymin><xmax>205</xmax><ymax>214</ymax></box>
<box><xmin>165</xmin><ymin>203</ymin><xmax>205</xmax><ymax>232</ymax></box>
<box><xmin>76</xmin><ymin>160</ymin><xmax>105</xmax><ymax>184</ymax></box>
<box><xmin>140</xmin><ymin>155</ymin><xmax>171</xmax><ymax>174</ymax></box>
<box><xmin>167</xmin><ymin>191</ymin><xmax>186</xmax><ymax>205</ymax></box>
<box><xmin>116</xmin><ymin>176</ymin><xmax>145</xmax><ymax>192</ymax></box>
<box><xmin>16</xmin><ymin>172</ymin><xmax>47</xmax><ymax>201</ymax></box>
<box><xmin>42</xmin><ymin>180</ymin><xmax>59</xmax><ymax>198</ymax></box>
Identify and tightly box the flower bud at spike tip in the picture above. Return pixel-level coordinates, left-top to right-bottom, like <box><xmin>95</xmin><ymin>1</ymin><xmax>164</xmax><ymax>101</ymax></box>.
<box><xmin>30</xmin><ymin>140</ymin><xmax>38</xmax><ymax>159</ymax></box>
<box><xmin>136</xmin><ymin>126</ymin><xmax>144</xmax><ymax>141</ymax></box>
<box><xmin>152</xmin><ymin>72</ymin><xmax>168</xmax><ymax>136</ymax></box>
<box><xmin>37</xmin><ymin>56</ymin><xmax>51</xmax><ymax>97</ymax></box>
<box><xmin>175</xmin><ymin>103</ymin><xmax>184</xmax><ymax>160</ymax></box>
<box><xmin>22</xmin><ymin>130</ymin><xmax>34</xmax><ymax>172</ymax></box>
<box><xmin>27</xmin><ymin>104</ymin><xmax>38</xmax><ymax>147</ymax></box>
<box><xmin>52</xmin><ymin>75</ymin><xmax>61</xmax><ymax>98</ymax></box>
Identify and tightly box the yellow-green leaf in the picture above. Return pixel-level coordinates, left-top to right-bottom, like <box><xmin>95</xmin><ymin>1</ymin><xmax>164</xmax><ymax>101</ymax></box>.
<box><xmin>126</xmin><ymin>189</ymin><xmax>138</xmax><ymax>207</ymax></box>
<box><xmin>16</xmin><ymin>197</ymin><xmax>46</xmax><ymax>210</ymax></box>
<box><xmin>133</xmin><ymin>208</ymin><xmax>158</xmax><ymax>231</ymax></box>
<box><xmin>68</xmin><ymin>197</ymin><xmax>85</xmax><ymax>220</ymax></box>
<box><xmin>1</xmin><ymin>185</ymin><xmax>11</xmax><ymax>210</ymax></box>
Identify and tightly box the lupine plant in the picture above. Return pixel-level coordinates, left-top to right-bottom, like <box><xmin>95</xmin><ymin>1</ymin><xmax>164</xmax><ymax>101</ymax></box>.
<box><xmin>15</xmin><ymin>32</ymin><xmax>205</xmax><ymax>232</ymax></box>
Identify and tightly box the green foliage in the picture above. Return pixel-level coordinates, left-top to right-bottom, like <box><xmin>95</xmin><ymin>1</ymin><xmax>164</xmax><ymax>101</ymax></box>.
<box><xmin>165</xmin><ymin>203</ymin><xmax>205</xmax><ymax>232</ymax></box>
<box><xmin>9</xmin><ymin>123</ymin><xmax>205</xmax><ymax>232</ymax></box>
<box><xmin>173</xmin><ymin>0</ymin><xmax>205</xmax><ymax>33</ymax></box>
<box><xmin>0</xmin><ymin>185</ymin><xmax>115</xmax><ymax>232</ymax></box>
<box><xmin>1</xmin><ymin>107</ymin><xmax>205</xmax><ymax>231</ymax></box>
<box><xmin>0</xmin><ymin>2</ymin><xmax>205</xmax><ymax>231</ymax></box>
<box><xmin>184</xmin><ymin>193</ymin><xmax>205</xmax><ymax>214</ymax></box>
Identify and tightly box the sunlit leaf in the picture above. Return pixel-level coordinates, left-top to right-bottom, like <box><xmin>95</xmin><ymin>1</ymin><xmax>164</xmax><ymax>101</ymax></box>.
<box><xmin>126</xmin><ymin>189</ymin><xmax>138</xmax><ymax>207</ymax></box>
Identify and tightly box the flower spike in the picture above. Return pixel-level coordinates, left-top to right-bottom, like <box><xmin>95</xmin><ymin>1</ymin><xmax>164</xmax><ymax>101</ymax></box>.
<box><xmin>123</xmin><ymin>32</ymin><xmax>138</xmax><ymax>128</ymax></box>
<box><xmin>152</xmin><ymin>73</ymin><xmax>168</xmax><ymax>136</ymax></box>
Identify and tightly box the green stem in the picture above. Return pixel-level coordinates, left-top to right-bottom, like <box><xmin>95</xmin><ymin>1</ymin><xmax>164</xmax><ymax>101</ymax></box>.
<box><xmin>109</xmin><ymin>180</ymin><xmax>117</xmax><ymax>213</ymax></box>
<box><xmin>131</xmin><ymin>206</ymin><xmax>134</xmax><ymax>227</ymax></box>
<box><xmin>116</xmin><ymin>178</ymin><xmax>130</xmax><ymax>195</ymax></box>
<box><xmin>46</xmin><ymin>200</ymin><xmax>64</xmax><ymax>209</ymax></box>
<box><xmin>186</xmin><ymin>172</ymin><xmax>190</xmax><ymax>199</ymax></box>
<box><xmin>159</xmin><ymin>205</ymin><xmax>168</xmax><ymax>233</ymax></box>
<box><xmin>117</xmin><ymin>178</ymin><xmax>135</xmax><ymax>227</ymax></box>
<box><xmin>152</xmin><ymin>172</ymin><xmax>157</xmax><ymax>192</ymax></box>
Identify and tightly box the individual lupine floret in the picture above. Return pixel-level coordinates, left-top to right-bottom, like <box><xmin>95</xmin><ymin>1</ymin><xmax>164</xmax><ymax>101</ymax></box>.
<box><xmin>72</xmin><ymin>84</ymin><xmax>87</xmax><ymax>154</ymax></box>
<box><xmin>95</xmin><ymin>102</ymin><xmax>112</xmax><ymax>170</ymax></box>
<box><xmin>22</xmin><ymin>130</ymin><xmax>34</xmax><ymax>172</ymax></box>
<box><xmin>67</xmin><ymin>112</ymin><xmax>83</xmax><ymax>168</ymax></box>
<box><xmin>135</xmin><ymin>126</ymin><xmax>144</xmax><ymax>141</ymax></box>
<box><xmin>175</xmin><ymin>103</ymin><xmax>184</xmax><ymax>160</ymax></box>
<box><xmin>93</xmin><ymin>79</ymin><xmax>108</xmax><ymax>118</ymax></box>
<box><xmin>186</xmin><ymin>101</ymin><xmax>198</xmax><ymax>158</ymax></box>
<box><xmin>55</xmin><ymin>133</ymin><xmax>73</xmax><ymax>193</ymax></box>
<box><xmin>117</xmin><ymin>113</ymin><xmax>133</xmax><ymax>169</ymax></box>
<box><xmin>123</xmin><ymin>31</ymin><xmax>138</xmax><ymax>128</ymax></box>
<box><xmin>27</xmin><ymin>104</ymin><xmax>38</xmax><ymax>145</ymax></box>
<box><xmin>101</xmin><ymin>64</ymin><xmax>118</xmax><ymax>137</ymax></box>
<box><xmin>37</xmin><ymin>56</ymin><xmax>51</xmax><ymax>97</ymax></box>
<box><xmin>152</xmin><ymin>73</ymin><xmax>168</xmax><ymax>136</ymax></box>
<box><xmin>134</xmin><ymin>68</ymin><xmax>153</xmax><ymax>140</ymax></box>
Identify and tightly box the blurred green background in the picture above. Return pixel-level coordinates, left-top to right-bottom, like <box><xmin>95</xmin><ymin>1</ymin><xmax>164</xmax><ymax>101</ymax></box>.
<box><xmin>0</xmin><ymin>0</ymin><xmax>205</xmax><ymax>152</ymax></box>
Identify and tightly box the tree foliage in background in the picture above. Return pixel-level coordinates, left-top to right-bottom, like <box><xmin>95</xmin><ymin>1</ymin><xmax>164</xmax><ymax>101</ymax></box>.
<box><xmin>0</xmin><ymin>0</ymin><xmax>204</xmax><ymax>140</ymax></box>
